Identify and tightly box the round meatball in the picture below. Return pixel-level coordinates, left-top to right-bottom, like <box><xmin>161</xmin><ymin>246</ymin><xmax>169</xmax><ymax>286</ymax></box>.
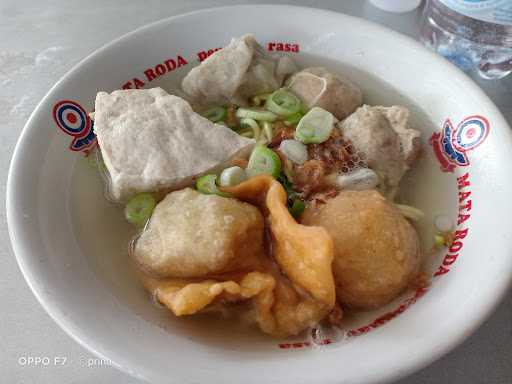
<box><xmin>375</xmin><ymin>105</ymin><xmax>422</xmax><ymax>166</ymax></box>
<box><xmin>286</xmin><ymin>67</ymin><xmax>362</xmax><ymax>120</ymax></box>
<box><xmin>301</xmin><ymin>190</ymin><xmax>421</xmax><ymax>309</ymax></box>
<box><xmin>133</xmin><ymin>188</ymin><xmax>264</xmax><ymax>278</ymax></box>
<box><xmin>339</xmin><ymin>105</ymin><xmax>406</xmax><ymax>197</ymax></box>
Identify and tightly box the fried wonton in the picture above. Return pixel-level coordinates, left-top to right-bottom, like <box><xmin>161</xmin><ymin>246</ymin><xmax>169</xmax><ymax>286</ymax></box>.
<box><xmin>225</xmin><ymin>176</ymin><xmax>336</xmax><ymax>307</ymax></box>
<box><xmin>133</xmin><ymin>188</ymin><xmax>264</xmax><ymax>278</ymax></box>
<box><xmin>140</xmin><ymin>176</ymin><xmax>336</xmax><ymax>337</ymax></box>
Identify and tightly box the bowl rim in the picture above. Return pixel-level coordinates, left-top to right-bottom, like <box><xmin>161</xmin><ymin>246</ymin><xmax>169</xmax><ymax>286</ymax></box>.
<box><xmin>6</xmin><ymin>4</ymin><xmax>512</xmax><ymax>384</ymax></box>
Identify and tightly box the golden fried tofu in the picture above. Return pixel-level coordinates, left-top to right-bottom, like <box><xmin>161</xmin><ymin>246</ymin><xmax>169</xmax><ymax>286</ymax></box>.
<box><xmin>302</xmin><ymin>190</ymin><xmax>421</xmax><ymax>309</ymax></box>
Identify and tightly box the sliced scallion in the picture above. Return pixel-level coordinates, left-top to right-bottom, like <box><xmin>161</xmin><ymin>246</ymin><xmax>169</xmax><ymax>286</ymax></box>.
<box><xmin>290</xmin><ymin>199</ymin><xmax>306</xmax><ymax>219</ymax></box>
<box><xmin>219</xmin><ymin>166</ymin><xmax>247</xmax><ymax>187</ymax></box>
<box><xmin>279</xmin><ymin>139</ymin><xmax>308</xmax><ymax>165</ymax></box>
<box><xmin>246</xmin><ymin>146</ymin><xmax>282</xmax><ymax>179</ymax></box>
<box><xmin>202</xmin><ymin>106</ymin><xmax>227</xmax><ymax>122</ymax></box>
<box><xmin>295</xmin><ymin>107</ymin><xmax>334</xmax><ymax>144</ymax></box>
<box><xmin>236</xmin><ymin>107</ymin><xmax>277</xmax><ymax>122</ymax></box>
<box><xmin>196</xmin><ymin>174</ymin><xmax>230</xmax><ymax>197</ymax></box>
<box><xmin>265</xmin><ymin>89</ymin><xmax>302</xmax><ymax>117</ymax></box>
<box><xmin>125</xmin><ymin>193</ymin><xmax>156</xmax><ymax>228</ymax></box>
<box><xmin>285</xmin><ymin>112</ymin><xmax>304</xmax><ymax>125</ymax></box>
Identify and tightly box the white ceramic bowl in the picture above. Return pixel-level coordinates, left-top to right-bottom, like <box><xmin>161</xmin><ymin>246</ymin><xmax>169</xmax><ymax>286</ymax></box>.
<box><xmin>7</xmin><ymin>5</ymin><xmax>512</xmax><ymax>384</ymax></box>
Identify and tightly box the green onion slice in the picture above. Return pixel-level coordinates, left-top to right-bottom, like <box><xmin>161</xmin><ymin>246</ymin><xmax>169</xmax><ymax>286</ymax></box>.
<box><xmin>290</xmin><ymin>199</ymin><xmax>306</xmax><ymax>219</ymax></box>
<box><xmin>246</xmin><ymin>146</ymin><xmax>282</xmax><ymax>179</ymax></box>
<box><xmin>285</xmin><ymin>112</ymin><xmax>304</xmax><ymax>125</ymax></box>
<box><xmin>202</xmin><ymin>106</ymin><xmax>227</xmax><ymax>122</ymax></box>
<box><xmin>196</xmin><ymin>174</ymin><xmax>231</xmax><ymax>197</ymax></box>
<box><xmin>279</xmin><ymin>139</ymin><xmax>308</xmax><ymax>165</ymax></box>
<box><xmin>219</xmin><ymin>166</ymin><xmax>247</xmax><ymax>187</ymax></box>
<box><xmin>125</xmin><ymin>193</ymin><xmax>156</xmax><ymax>228</ymax></box>
<box><xmin>236</xmin><ymin>108</ymin><xmax>277</xmax><ymax>122</ymax></box>
<box><xmin>295</xmin><ymin>107</ymin><xmax>334</xmax><ymax>144</ymax></box>
<box><xmin>265</xmin><ymin>89</ymin><xmax>302</xmax><ymax>117</ymax></box>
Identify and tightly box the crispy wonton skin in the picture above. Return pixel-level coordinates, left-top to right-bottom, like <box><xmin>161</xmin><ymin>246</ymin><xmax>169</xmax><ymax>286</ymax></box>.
<box><xmin>140</xmin><ymin>271</ymin><xmax>275</xmax><ymax>317</ymax></box>
<box><xmin>302</xmin><ymin>190</ymin><xmax>421</xmax><ymax>309</ymax></box>
<box><xmin>225</xmin><ymin>176</ymin><xmax>336</xmax><ymax>307</ymax></box>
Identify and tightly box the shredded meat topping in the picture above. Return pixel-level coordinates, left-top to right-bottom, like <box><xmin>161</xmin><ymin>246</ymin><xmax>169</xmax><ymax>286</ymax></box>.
<box><xmin>290</xmin><ymin>130</ymin><xmax>368</xmax><ymax>199</ymax></box>
<box><xmin>269</xmin><ymin>121</ymin><xmax>295</xmax><ymax>148</ymax></box>
<box><xmin>231</xmin><ymin>157</ymin><xmax>249</xmax><ymax>169</ymax></box>
<box><xmin>293</xmin><ymin>159</ymin><xmax>326</xmax><ymax>197</ymax></box>
<box><xmin>270</xmin><ymin>124</ymin><xmax>369</xmax><ymax>202</ymax></box>
<box><xmin>307</xmin><ymin>129</ymin><xmax>365</xmax><ymax>174</ymax></box>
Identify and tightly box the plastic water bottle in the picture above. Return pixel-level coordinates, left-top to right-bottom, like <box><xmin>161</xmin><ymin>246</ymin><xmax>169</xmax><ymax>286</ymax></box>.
<box><xmin>419</xmin><ymin>0</ymin><xmax>512</xmax><ymax>79</ymax></box>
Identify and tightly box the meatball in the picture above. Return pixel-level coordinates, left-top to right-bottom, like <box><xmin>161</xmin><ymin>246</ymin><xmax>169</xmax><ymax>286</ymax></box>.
<box><xmin>133</xmin><ymin>188</ymin><xmax>264</xmax><ymax>278</ymax></box>
<box><xmin>301</xmin><ymin>190</ymin><xmax>421</xmax><ymax>309</ymax></box>
<box><xmin>375</xmin><ymin>105</ymin><xmax>422</xmax><ymax>166</ymax></box>
<box><xmin>338</xmin><ymin>105</ymin><xmax>422</xmax><ymax>197</ymax></box>
<box><xmin>182</xmin><ymin>34</ymin><xmax>295</xmax><ymax>106</ymax></box>
<box><xmin>286</xmin><ymin>67</ymin><xmax>362</xmax><ymax>120</ymax></box>
<box><xmin>338</xmin><ymin>105</ymin><xmax>405</xmax><ymax>197</ymax></box>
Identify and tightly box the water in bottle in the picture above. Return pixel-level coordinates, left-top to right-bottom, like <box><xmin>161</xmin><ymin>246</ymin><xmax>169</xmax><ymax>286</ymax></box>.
<box><xmin>419</xmin><ymin>0</ymin><xmax>512</xmax><ymax>79</ymax></box>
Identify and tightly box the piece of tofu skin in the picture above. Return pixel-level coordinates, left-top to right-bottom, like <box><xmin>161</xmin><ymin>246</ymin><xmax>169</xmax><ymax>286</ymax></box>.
<box><xmin>93</xmin><ymin>87</ymin><xmax>254</xmax><ymax>201</ymax></box>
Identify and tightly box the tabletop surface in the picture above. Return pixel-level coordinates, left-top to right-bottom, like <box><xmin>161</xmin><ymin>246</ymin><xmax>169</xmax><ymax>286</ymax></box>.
<box><xmin>1</xmin><ymin>1</ymin><xmax>511</xmax><ymax>383</ymax></box>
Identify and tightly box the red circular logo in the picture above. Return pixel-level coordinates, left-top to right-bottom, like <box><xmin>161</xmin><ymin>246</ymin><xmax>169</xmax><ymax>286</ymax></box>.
<box><xmin>66</xmin><ymin>112</ymin><xmax>77</xmax><ymax>124</ymax></box>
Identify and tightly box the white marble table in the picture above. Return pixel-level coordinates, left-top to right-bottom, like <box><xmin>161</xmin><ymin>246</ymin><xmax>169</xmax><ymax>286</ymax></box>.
<box><xmin>1</xmin><ymin>1</ymin><xmax>511</xmax><ymax>383</ymax></box>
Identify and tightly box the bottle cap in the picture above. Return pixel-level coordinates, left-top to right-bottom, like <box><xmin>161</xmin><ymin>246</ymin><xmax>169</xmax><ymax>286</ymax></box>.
<box><xmin>369</xmin><ymin>0</ymin><xmax>422</xmax><ymax>13</ymax></box>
